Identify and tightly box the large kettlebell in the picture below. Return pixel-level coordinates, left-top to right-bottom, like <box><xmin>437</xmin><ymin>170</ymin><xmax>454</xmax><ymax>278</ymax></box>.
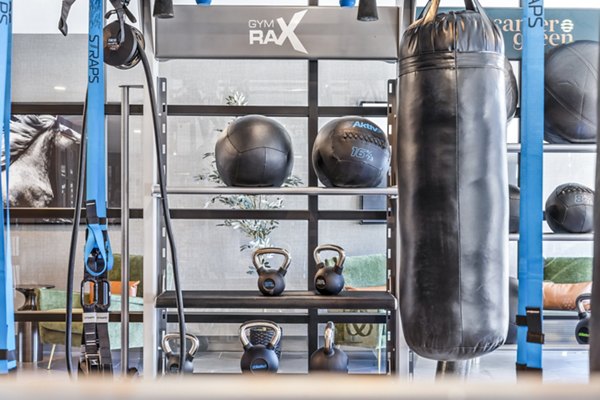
<box><xmin>240</xmin><ymin>321</ymin><xmax>282</xmax><ymax>374</ymax></box>
<box><xmin>309</xmin><ymin>321</ymin><xmax>349</xmax><ymax>373</ymax></box>
<box><xmin>314</xmin><ymin>244</ymin><xmax>346</xmax><ymax>295</ymax></box>
<box><xmin>162</xmin><ymin>333</ymin><xmax>200</xmax><ymax>374</ymax></box>
<box><xmin>254</xmin><ymin>247</ymin><xmax>291</xmax><ymax>296</ymax></box>
<box><xmin>575</xmin><ymin>293</ymin><xmax>592</xmax><ymax>345</ymax></box>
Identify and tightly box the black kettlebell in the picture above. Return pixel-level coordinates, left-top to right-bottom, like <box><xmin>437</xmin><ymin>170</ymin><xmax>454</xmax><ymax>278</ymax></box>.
<box><xmin>309</xmin><ymin>321</ymin><xmax>348</xmax><ymax>373</ymax></box>
<box><xmin>240</xmin><ymin>321</ymin><xmax>282</xmax><ymax>374</ymax></box>
<box><xmin>254</xmin><ymin>247</ymin><xmax>291</xmax><ymax>296</ymax></box>
<box><xmin>314</xmin><ymin>244</ymin><xmax>346</xmax><ymax>295</ymax></box>
<box><xmin>575</xmin><ymin>293</ymin><xmax>592</xmax><ymax>345</ymax></box>
<box><xmin>161</xmin><ymin>333</ymin><xmax>200</xmax><ymax>374</ymax></box>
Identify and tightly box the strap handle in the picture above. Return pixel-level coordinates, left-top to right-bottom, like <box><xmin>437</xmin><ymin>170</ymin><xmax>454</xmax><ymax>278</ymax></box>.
<box><xmin>420</xmin><ymin>0</ymin><xmax>486</xmax><ymax>24</ymax></box>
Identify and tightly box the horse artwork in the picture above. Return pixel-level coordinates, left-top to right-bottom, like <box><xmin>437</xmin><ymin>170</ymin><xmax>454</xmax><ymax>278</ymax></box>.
<box><xmin>1</xmin><ymin>115</ymin><xmax>81</xmax><ymax>208</ymax></box>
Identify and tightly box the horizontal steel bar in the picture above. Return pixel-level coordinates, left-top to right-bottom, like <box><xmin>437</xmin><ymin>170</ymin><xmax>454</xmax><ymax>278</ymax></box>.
<box><xmin>8</xmin><ymin>208</ymin><xmax>143</xmax><ymax>221</ymax></box>
<box><xmin>156</xmin><ymin>290</ymin><xmax>397</xmax><ymax>310</ymax></box>
<box><xmin>12</xmin><ymin>103</ymin><xmax>144</xmax><ymax>116</ymax></box>
<box><xmin>509</xmin><ymin>233</ymin><xmax>594</xmax><ymax>242</ymax></box>
<box><xmin>158</xmin><ymin>186</ymin><xmax>398</xmax><ymax>196</ymax></box>
<box><xmin>167</xmin><ymin>105</ymin><xmax>308</xmax><ymax>117</ymax></box>
<box><xmin>11</xmin><ymin>103</ymin><xmax>388</xmax><ymax>118</ymax></box>
<box><xmin>164</xmin><ymin>209</ymin><xmax>387</xmax><ymax>221</ymax></box>
<box><xmin>14</xmin><ymin>311</ymin><xmax>143</xmax><ymax>323</ymax></box>
<box><xmin>164</xmin><ymin>312</ymin><xmax>388</xmax><ymax>324</ymax></box>
<box><xmin>507</xmin><ymin>144</ymin><xmax>597</xmax><ymax>153</ymax></box>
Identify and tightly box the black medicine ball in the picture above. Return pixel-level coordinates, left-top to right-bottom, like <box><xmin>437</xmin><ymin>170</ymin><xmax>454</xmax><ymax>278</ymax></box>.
<box><xmin>312</xmin><ymin>116</ymin><xmax>390</xmax><ymax>188</ymax></box>
<box><xmin>509</xmin><ymin>184</ymin><xmax>520</xmax><ymax>234</ymax></box>
<box><xmin>544</xmin><ymin>41</ymin><xmax>599</xmax><ymax>143</ymax></box>
<box><xmin>215</xmin><ymin>115</ymin><xmax>293</xmax><ymax>187</ymax></box>
<box><xmin>545</xmin><ymin>183</ymin><xmax>594</xmax><ymax>234</ymax></box>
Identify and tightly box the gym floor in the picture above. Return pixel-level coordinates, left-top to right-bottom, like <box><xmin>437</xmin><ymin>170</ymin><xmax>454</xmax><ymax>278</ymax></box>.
<box><xmin>20</xmin><ymin>342</ymin><xmax>589</xmax><ymax>383</ymax></box>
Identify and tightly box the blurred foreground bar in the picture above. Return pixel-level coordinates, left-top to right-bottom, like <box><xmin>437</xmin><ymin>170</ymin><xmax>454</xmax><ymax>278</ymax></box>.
<box><xmin>0</xmin><ymin>375</ymin><xmax>599</xmax><ymax>399</ymax></box>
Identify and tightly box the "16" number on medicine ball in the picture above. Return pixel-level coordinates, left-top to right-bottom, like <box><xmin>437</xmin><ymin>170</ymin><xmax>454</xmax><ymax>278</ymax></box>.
<box><xmin>312</xmin><ymin>116</ymin><xmax>390</xmax><ymax>188</ymax></box>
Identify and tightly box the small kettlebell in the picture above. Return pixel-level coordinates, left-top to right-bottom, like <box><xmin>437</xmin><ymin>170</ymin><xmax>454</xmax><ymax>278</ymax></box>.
<box><xmin>314</xmin><ymin>244</ymin><xmax>346</xmax><ymax>295</ymax></box>
<box><xmin>162</xmin><ymin>333</ymin><xmax>200</xmax><ymax>374</ymax></box>
<box><xmin>575</xmin><ymin>293</ymin><xmax>591</xmax><ymax>345</ymax></box>
<box><xmin>254</xmin><ymin>247</ymin><xmax>291</xmax><ymax>296</ymax></box>
<box><xmin>309</xmin><ymin>321</ymin><xmax>348</xmax><ymax>373</ymax></box>
<box><xmin>240</xmin><ymin>321</ymin><xmax>282</xmax><ymax>374</ymax></box>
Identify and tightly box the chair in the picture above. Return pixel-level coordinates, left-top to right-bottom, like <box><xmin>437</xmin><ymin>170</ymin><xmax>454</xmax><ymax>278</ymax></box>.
<box><xmin>36</xmin><ymin>254</ymin><xmax>145</xmax><ymax>369</ymax></box>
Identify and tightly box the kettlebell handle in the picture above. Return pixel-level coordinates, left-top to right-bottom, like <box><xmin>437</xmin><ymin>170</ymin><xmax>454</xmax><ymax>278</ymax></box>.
<box><xmin>576</xmin><ymin>293</ymin><xmax>592</xmax><ymax>315</ymax></box>
<box><xmin>253</xmin><ymin>247</ymin><xmax>291</xmax><ymax>274</ymax></box>
<box><xmin>324</xmin><ymin>321</ymin><xmax>336</xmax><ymax>355</ymax></box>
<box><xmin>240</xmin><ymin>320</ymin><xmax>282</xmax><ymax>349</ymax></box>
<box><xmin>314</xmin><ymin>244</ymin><xmax>346</xmax><ymax>271</ymax></box>
<box><xmin>162</xmin><ymin>333</ymin><xmax>201</xmax><ymax>356</ymax></box>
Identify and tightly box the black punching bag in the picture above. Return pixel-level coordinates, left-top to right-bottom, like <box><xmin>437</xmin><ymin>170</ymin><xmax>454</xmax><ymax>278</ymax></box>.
<box><xmin>398</xmin><ymin>0</ymin><xmax>508</xmax><ymax>361</ymax></box>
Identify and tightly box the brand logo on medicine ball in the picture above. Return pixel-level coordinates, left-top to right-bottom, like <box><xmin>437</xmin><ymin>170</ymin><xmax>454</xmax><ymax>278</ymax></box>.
<box><xmin>352</xmin><ymin>121</ymin><xmax>381</xmax><ymax>134</ymax></box>
<box><xmin>248</xmin><ymin>10</ymin><xmax>308</xmax><ymax>54</ymax></box>
<box><xmin>575</xmin><ymin>194</ymin><xmax>593</xmax><ymax>206</ymax></box>
<box><xmin>351</xmin><ymin>147</ymin><xmax>373</xmax><ymax>162</ymax></box>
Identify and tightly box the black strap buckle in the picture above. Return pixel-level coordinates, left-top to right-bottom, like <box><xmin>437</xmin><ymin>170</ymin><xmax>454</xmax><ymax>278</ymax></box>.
<box><xmin>86</xmin><ymin>200</ymin><xmax>99</xmax><ymax>225</ymax></box>
<box><xmin>516</xmin><ymin>308</ymin><xmax>545</xmax><ymax>344</ymax></box>
<box><xmin>525</xmin><ymin>307</ymin><xmax>545</xmax><ymax>344</ymax></box>
<box><xmin>0</xmin><ymin>349</ymin><xmax>15</xmax><ymax>361</ymax></box>
<box><xmin>83</xmin><ymin>353</ymin><xmax>102</xmax><ymax>372</ymax></box>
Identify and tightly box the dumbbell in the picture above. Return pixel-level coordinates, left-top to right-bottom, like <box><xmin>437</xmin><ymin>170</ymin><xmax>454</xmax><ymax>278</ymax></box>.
<box><xmin>253</xmin><ymin>247</ymin><xmax>291</xmax><ymax>296</ymax></box>
<box><xmin>240</xmin><ymin>321</ymin><xmax>282</xmax><ymax>374</ymax></box>
<box><xmin>162</xmin><ymin>333</ymin><xmax>200</xmax><ymax>374</ymax></box>
<box><xmin>575</xmin><ymin>293</ymin><xmax>592</xmax><ymax>345</ymax></box>
<box><xmin>314</xmin><ymin>244</ymin><xmax>346</xmax><ymax>295</ymax></box>
<box><xmin>309</xmin><ymin>321</ymin><xmax>348</xmax><ymax>373</ymax></box>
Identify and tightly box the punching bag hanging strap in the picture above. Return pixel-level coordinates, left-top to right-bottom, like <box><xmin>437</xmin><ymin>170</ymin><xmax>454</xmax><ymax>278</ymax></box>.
<box><xmin>517</xmin><ymin>0</ymin><xmax>545</xmax><ymax>376</ymax></box>
<box><xmin>419</xmin><ymin>0</ymin><xmax>480</xmax><ymax>23</ymax></box>
<box><xmin>0</xmin><ymin>0</ymin><xmax>13</xmax><ymax>375</ymax></box>
<box><xmin>79</xmin><ymin>0</ymin><xmax>113</xmax><ymax>376</ymax></box>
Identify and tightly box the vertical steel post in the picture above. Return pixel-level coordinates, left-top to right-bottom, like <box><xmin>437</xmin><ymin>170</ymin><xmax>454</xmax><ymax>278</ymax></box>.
<box><xmin>120</xmin><ymin>85</ymin><xmax>131</xmax><ymax>375</ymax></box>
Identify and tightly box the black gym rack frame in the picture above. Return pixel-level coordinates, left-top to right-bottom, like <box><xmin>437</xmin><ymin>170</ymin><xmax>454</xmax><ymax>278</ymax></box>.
<box><xmin>153</xmin><ymin>67</ymin><xmax>400</xmax><ymax>374</ymax></box>
<box><xmin>144</xmin><ymin>2</ymin><xmax>407</xmax><ymax>376</ymax></box>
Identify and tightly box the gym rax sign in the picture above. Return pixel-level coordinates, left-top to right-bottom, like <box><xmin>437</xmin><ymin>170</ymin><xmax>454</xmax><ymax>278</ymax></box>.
<box><xmin>155</xmin><ymin>6</ymin><xmax>399</xmax><ymax>60</ymax></box>
<box><xmin>248</xmin><ymin>10</ymin><xmax>308</xmax><ymax>54</ymax></box>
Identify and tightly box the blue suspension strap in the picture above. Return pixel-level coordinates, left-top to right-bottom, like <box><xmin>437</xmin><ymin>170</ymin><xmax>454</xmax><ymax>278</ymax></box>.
<box><xmin>516</xmin><ymin>0</ymin><xmax>545</xmax><ymax>377</ymax></box>
<box><xmin>79</xmin><ymin>0</ymin><xmax>114</xmax><ymax>375</ymax></box>
<box><xmin>0</xmin><ymin>0</ymin><xmax>13</xmax><ymax>375</ymax></box>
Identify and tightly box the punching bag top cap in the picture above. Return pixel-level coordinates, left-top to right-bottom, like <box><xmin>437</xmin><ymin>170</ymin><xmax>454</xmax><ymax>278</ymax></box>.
<box><xmin>401</xmin><ymin>0</ymin><xmax>504</xmax><ymax>58</ymax></box>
